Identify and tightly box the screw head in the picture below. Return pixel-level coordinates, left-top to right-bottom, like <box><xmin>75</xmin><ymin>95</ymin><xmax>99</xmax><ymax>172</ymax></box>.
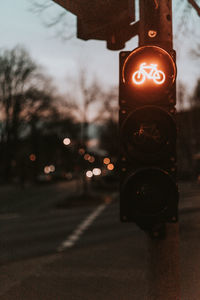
<box><xmin>148</xmin><ymin>30</ymin><xmax>157</xmax><ymax>38</ymax></box>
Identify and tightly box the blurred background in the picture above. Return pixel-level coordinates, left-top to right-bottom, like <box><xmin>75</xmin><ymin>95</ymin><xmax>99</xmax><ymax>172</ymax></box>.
<box><xmin>0</xmin><ymin>2</ymin><xmax>200</xmax><ymax>298</ymax></box>
<box><xmin>0</xmin><ymin>0</ymin><xmax>199</xmax><ymax>192</ymax></box>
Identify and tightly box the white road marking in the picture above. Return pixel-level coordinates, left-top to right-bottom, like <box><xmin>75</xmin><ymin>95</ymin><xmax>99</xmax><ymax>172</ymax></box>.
<box><xmin>57</xmin><ymin>202</ymin><xmax>109</xmax><ymax>252</ymax></box>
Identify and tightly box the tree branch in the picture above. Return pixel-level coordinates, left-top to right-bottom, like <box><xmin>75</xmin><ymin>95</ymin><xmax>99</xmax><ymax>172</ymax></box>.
<box><xmin>188</xmin><ymin>0</ymin><xmax>200</xmax><ymax>16</ymax></box>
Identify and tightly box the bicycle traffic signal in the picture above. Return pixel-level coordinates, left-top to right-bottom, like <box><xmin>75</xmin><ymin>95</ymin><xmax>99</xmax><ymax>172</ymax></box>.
<box><xmin>119</xmin><ymin>45</ymin><xmax>178</xmax><ymax>234</ymax></box>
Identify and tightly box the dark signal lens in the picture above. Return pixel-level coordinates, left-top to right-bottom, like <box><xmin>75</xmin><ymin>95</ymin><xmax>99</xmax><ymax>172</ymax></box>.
<box><xmin>120</xmin><ymin>106</ymin><xmax>176</xmax><ymax>162</ymax></box>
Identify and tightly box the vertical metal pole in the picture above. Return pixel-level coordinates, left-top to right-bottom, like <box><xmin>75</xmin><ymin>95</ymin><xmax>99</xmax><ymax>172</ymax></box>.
<box><xmin>147</xmin><ymin>224</ymin><xmax>180</xmax><ymax>300</ymax></box>
<box><xmin>139</xmin><ymin>0</ymin><xmax>173</xmax><ymax>50</ymax></box>
<box><xmin>139</xmin><ymin>1</ymin><xmax>180</xmax><ymax>299</ymax></box>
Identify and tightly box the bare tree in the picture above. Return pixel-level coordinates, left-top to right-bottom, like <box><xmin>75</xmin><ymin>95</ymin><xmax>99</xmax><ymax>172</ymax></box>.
<box><xmin>65</xmin><ymin>69</ymin><xmax>104</xmax><ymax>141</ymax></box>
<box><xmin>191</xmin><ymin>78</ymin><xmax>200</xmax><ymax>107</ymax></box>
<box><xmin>0</xmin><ymin>46</ymin><xmax>60</xmax><ymax>182</ymax></box>
<box><xmin>29</xmin><ymin>0</ymin><xmax>75</xmax><ymax>40</ymax></box>
<box><xmin>0</xmin><ymin>46</ymin><xmax>37</xmax><ymax>180</ymax></box>
<box><xmin>177</xmin><ymin>78</ymin><xmax>200</xmax><ymax>179</ymax></box>
<box><xmin>177</xmin><ymin>81</ymin><xmax>187</xmax><ymax>111</ymax></box>
<box><xmin>0</xmin><ymin>46</ymin><xmax>36</xmax><ymax>140</ymax></box>
<box><xmin>62</xmin><ymin>69</ymin><xmax>119</xmax><ymax>194</ymax></box>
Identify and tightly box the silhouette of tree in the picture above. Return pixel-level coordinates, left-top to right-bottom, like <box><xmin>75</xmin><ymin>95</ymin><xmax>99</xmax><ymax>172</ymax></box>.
<box><xmin>98</xmin><ymin>86</ymin><xmax>118</xmax><ymax>157</ymax></box>
<box><xmin>63</xmin><ymin>69</ymin><xmax>106</xmax><ymax>194</ymax></box>
<box><xmin>99</xmin><ymin>119</ymin><xmax>118</xmax><ymax>158</ymax></box>
<box><xmin>0</xmin><ymin>46</ymin><xmax>37</xmax><ymax>181</ymax></box>
<box><xmin>65</xmin><ymin>69</ymin><xmax>104</xmax><ymax>141</ymax></box>
<box><xmin>30</xmin><ymin>0</ymin><xmax>75</xmax><ymax>40</ymax></box>
<box><xmin>0</xmin><ymin>46</ymin><xmax>60</xmax><ymax>182</ymax></box>
<box><xmin>177</xmin><ymin>79</ymin><xmax>200</xmax><ymax>179</ymax></box>
<box><xmin>177</xmin><ymin>82</ymin><xmax>187</xmax><ymax>111</ymax></box>
<box><xmin>191</xmin><ymin>79</ymin><xmax>200</xmax><ymax>107</ymax></box>
<box><xmin>98</xmin><ymin>86</ymin><xmax>118</xmax><ymax>122</ymax></box>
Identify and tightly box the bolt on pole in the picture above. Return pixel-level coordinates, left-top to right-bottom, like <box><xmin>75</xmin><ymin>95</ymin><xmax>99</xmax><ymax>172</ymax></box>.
<box><xmin>139</xmin><ymin>0</ymin><xmax>173</xmax><ymax>50</ymax></box>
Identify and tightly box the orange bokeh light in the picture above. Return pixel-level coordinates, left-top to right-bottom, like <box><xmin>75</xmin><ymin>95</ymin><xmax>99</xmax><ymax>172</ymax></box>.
<box><xmin>79</xmin><ymin>148</ymin><xmax>85</xmax><ymax>155</ymax></box>
<box><xmin>107</xmin><ymin>163</ymin><xmax>114</xmax><ymax>171</ymax></box>
<box><xmin>29</xmin><ymin>154</ymin><xmax>36</xmax><ymax>161</ymax></box>
<box><xmin>88</xmin><ymin>156</ymin><xmax>95</xmax><ymax>163</ymax></box>
<box><xmin>103</xmin><ymin>157</ymin><xmax>110</xmax><ymax>165</ymax></box>
<box><xmin>84</xmin><ymin>153</ymin><xmax>90</xmax><ymax>160</ymax></box>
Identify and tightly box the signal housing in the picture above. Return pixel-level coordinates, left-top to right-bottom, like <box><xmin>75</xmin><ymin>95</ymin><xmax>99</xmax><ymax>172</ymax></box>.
<box><xmin>119</xmin><ymin>46</ymin><xmax>178</xmax><ymax>231</ymax></box>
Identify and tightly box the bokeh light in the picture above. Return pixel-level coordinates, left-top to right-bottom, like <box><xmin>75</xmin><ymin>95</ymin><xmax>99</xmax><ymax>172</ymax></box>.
<box><xmin>44</xmin><ymin>166</ymin><xmax>51</xmax><ymax>174</ymax></box>
<box><xmin>107</xmin><ymin>163</ymin><xmax>114</xmax><ymax>171</ymax></box>
<box><xmin>103</xmin><ymin>157</ymin><xmax>110</xmax><ymax>165</ymax></box>
<box><xmin>63</xmin><ymin>138</ymin><xmax>71</xmax><ymax>145</ymax></box>
<box><xmin>89</xmin><ymin>156</ymin><xmax>95</xmax><ymax>163</ymax></box>
<box><xmin>86</xmin><ymin>170</ymin><xmax>93</xmax><ymax>178</ymax></box>
<box><xmin>49</xmin><ymin>165</ymin><xmax>55</xmax><ymax>172</ymax></box>
<box><xmin>84</xmin><ymin>153</ymin><xmax>90</xmax><ymax>160</ymax></box>
<box><xmin>93</xmin><ymin>168</ymin><xmax>101</xmax><ymax>176</ymax></box>
<box><xmin>29</xmin><ymin>154</ymin><xmax>36</xmax><ymax>161</ymax></box>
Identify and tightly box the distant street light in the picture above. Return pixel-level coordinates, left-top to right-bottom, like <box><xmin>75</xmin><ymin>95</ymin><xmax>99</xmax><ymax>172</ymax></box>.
<box><xmin>107</xmin><ymin>163</ymin><xmax>114</xmax><ymax>171</ymax></box>
<box><xmin>79</xmin><ymin>148</ymin><xmax>85</xmax><ymax>155</ymax></box>
<box><xmin>88</xmin><ymin>156</ymin><xmax>95</xmax><ymax>163</ymax></box>
<box><xmin>86</xmin><ymin>170</ymin><xmax>93</xmax><ymax>178</ymax></box>
<box><xmin>29</xmin><ymin>153</ymin><xmax>36</xmax><ymax>161</ymax></box>
<box><xmin>49</xmin><ymin>165</ymin><xmax>55</xmax><ymax>172</ymax></box>
<box><xmin>93</xmin><ymin>168</ymin><xmax>101</xmax><ymax>176</ymax></box>
<box><xmin>44</xmin><ymin>166</ymin><xmax>51</xmax><ymax>174</ymax></box>
<box><xmin>63</xmin><ymin>138</ymin><xmax>71</xmax><ymax>145</ymax></box>
<box><xmin>44</xmin><ymin>165</ymin><xmax>55</xmax><ymax>174</ymax></box>
<box><xmin>103</xmin><ymin>157</ymin><xmax>110</xmax><ymax>165</ymax></box>
<box><xmin>84</xmin><ymin>153</ymin><xmax>90</xmax><ymax>160</ymax></box>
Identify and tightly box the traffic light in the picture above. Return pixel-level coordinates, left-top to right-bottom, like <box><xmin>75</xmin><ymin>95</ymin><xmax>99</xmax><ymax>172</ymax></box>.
<box><xmin>119</xmin><ymin>45</ymin><xmax>178</xmax><ymax>234</ymax></box>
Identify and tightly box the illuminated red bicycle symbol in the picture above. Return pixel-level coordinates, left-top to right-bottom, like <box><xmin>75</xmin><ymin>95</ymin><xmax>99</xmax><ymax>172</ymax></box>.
<box><xmin>132</xmin><ymin>63</ymin><xmax>166</xmax><ymax>85</ymax></box>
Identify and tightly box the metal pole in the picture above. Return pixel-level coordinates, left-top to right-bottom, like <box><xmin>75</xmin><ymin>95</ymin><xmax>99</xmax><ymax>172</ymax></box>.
<box><xmin>147</xmin><ymin>224</ymin><xmax>180</xmax><ymax>300</ymax></box>
<box><xmin>139</xmin><ymin>1</ymin><xmax>180</xmax><ymax>299</ymax></box>
<box><xmin>139</xmin><ymin>0</ymin><xmax>173</xmax><ymax>50</ymax></box>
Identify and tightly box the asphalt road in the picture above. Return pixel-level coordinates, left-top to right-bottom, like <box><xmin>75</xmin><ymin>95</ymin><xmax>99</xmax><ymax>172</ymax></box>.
<box><xmin>1</xmin><ymin>181</ymin><xmax>200</xmax><ymax>299</ymax></box>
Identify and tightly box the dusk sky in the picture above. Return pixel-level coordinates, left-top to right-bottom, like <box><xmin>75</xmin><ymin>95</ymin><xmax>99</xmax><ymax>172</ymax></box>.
<box><xmin>1</xmin><ymin>0</ymin><xmax>200</xmax><ymax>103</ymax></box>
